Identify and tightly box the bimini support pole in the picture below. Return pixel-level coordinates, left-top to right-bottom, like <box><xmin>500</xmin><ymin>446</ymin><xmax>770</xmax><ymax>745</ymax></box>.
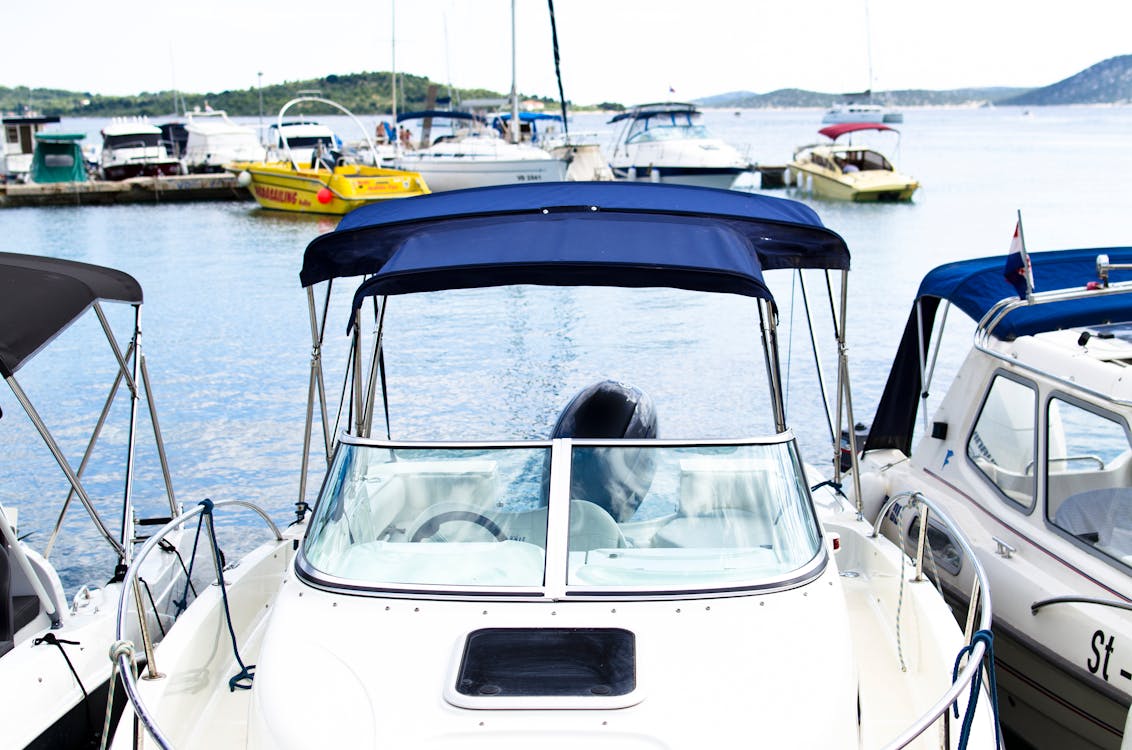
<box><xmin>361</xmin><ymin>297</ymin><xmax>391</xmax><ymax>440</ymax></box>
<box><xmin>797</xmin><ymin>270</ymin><xmax>835</xmax><ymax>445</ymax></box>
<box><xmin>44</xmin><ymin>338</ymin><xmax>135</xmax><ymax>558</ymax></box>
<box><xmin>299</xmin><ymin>285</ymin><xmax>334</xmax><ymax>507</ymax></box>
<box><xmin>117</xmin><ymin>303</ymin><xmax>144</xmax><ymax>563</ymax></box>
<box><xmin>352</xmin><ymin>308</ymin><xmax>365</xmax><ymax>437</ymax></box>
<box><xmin>4</xmin><ymin>374</ymin><xmax>125</xmax><ymax>559</ymax></box>
<box><xmin>831</xmin><ymin>270</ymin><xmax>863</xmax><ymax>511</ymax></box>
<box><xmin>758</xmin><ymin>299</ymin><xmax>787</xmax><ymax>432</ymax></box>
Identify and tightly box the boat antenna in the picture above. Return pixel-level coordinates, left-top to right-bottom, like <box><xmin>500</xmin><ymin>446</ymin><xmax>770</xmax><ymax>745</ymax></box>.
<box><xmin>547</xmin><ymin>0</ymin><xmax>569</xmax><ymax>135</ymax></box>
<box><xmin>391</xmin><ymin>0</ymin><xmax>398</xmax><ymax>127</ymax></box>
<box><xmin>510</xmin><ymin>0</ymin><xmax>520</xmax><ymax>143</ymax></box>
<box><xmin>864</xmin><ymin>0</ymin><xmax>875</xmax><ymax>100</ymax></box>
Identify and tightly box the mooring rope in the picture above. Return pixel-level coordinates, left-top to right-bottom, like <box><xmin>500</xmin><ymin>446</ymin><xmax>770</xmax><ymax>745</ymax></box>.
<box><xmin>99</xmin><ymin>639</ymin><xmax>137</xmax><ymax>750</ymax></box>
<box><xmin>35</xmin><ymin>633</ymin><xmax>92</xmax><ymax>731</ymax></box>
<box><xmin>196</xmin><ymin>499</ymin><xmax>256</xmax><ymax>691</ymax></box>
<box><xmin>951</xmin><ymin>629</ymin><xmax>1001</xmax><ymax>750</ymax></box>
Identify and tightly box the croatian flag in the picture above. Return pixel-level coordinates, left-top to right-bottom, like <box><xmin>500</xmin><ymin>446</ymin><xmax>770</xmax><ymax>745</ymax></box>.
<box><xmin>1003</xmin><ymin>218</ymin><xmax>1033</xmax><ymax>299</ymax></box>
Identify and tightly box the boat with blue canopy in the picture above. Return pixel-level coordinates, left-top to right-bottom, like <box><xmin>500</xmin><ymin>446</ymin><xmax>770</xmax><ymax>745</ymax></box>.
<box><xmin>851</xmin><ymin>246</ymin><xmax>1132</xmax><ymax>749</ymax></box>
<box><xmin>109</xmin><ymin>182</ymin><xmax>997</xmax><ymax>750</ymax></box>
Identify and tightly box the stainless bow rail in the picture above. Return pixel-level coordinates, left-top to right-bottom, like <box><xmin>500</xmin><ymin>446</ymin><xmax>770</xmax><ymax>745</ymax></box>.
<box><xmin>111</xmin><ymin>500</ymin><xmax>283</xmax><ymax>750</ymax></box>
<box><xmin>871</xmin><ymin>490</ymin><xmax>998</xmax><ymax>750</ymax></box>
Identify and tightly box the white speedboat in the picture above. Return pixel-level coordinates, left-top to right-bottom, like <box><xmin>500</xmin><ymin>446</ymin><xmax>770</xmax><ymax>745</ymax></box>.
<box><xmin>851</xmin><ymin>248</ymin><xmax>1132</xmax><ymax>748</ymax></box>
<box><xmin>789</xmin><ymin>123</ymin><xmax>919</xmax><ymax>202</ymax></box>
<box><xmin>393</xmin><ymin>110</ymin><xmax>568</xmax><ymax>192</ymax></box>
<box><xmin>0</xmin><ymin>252</ymin><xmax>186</xmax><ymax>749</ymax></box>
<box><xmin>607</xmin><ymin>103</ymin><xmax>752</xmax><ymax>189</ymax></box>
<box><xmin>99</xmin><ymin>118</ymin><xmax>185</xmax><ymax>180</ymax></box>
<box><xmin>182</xmin><ymin>109</ymin><xmax>266</xmax><ymax>173</ymax></box>
<box><xmin>264</xmin><ymin>118</ymin><xmax>337</xmax><ymax>168</ymax></box>
<box><xmin>109</xmin><ymin>183</ymin><xmax>998</xmax><ymax>750</ymax></box>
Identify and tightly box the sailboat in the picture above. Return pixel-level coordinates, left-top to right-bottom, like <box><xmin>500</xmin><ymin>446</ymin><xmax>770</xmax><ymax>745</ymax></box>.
<box><xmin>390</xmin><ymin>0</ymin><xmax>568</xmax><ymax>190</ymax></box>
<box><xmin>821</xmin><ymin>1</ymin><xmax>903</xmax><ymax>124</ymax></box>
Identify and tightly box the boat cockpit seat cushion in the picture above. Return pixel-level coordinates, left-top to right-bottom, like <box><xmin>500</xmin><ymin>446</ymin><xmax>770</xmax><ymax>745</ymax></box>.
<box><xmin>1054</xmin><ymin>488</ymin><xmax>1132</xmax><ymax>555</ymax></box>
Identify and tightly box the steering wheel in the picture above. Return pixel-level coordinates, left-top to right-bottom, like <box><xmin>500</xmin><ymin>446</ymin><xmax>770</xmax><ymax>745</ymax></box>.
<box><xmin>408</xmin><ymin>506</ymin><xmax>507</xmax><ymax>543</ymax></box>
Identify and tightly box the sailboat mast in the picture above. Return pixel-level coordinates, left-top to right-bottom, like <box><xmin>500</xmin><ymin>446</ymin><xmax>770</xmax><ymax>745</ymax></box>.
<box><xmin>391</xmin><ymin>0</ymin><xmax>398</xmax><ymax>124</ymax></box>
<box><xmin>510</xmin><ymin>0</ymin><xmax>520</xmax><ymax>143</ymax></box>
<box><xmin>864</xmin><ymin>0</ymin><xmax>874</xmax><ymax>96</ymax></box>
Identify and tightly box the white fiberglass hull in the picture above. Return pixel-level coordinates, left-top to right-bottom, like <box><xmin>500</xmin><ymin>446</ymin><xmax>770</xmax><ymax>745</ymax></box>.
<box><xmin>394</xmin><ymin>156</ymin><xmax>567</xmax><ymax>192</ymax></box>
<box><xmin>2</xmin><ymin>538</ymin><xmax>184</xmax><ymax>749</ymax></box>
<box><xmin>109</xmin><ymin>495</ymin><xmax>997</xmax><ymax>750</ymax></box>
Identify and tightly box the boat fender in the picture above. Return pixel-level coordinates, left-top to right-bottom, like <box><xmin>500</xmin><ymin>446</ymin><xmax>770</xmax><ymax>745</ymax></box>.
<box><xmin>317</xmin><ymin>187</ymin><xmax>333</xmax><ymax>204</ymax></box>
<box><xmin>236</xmin><ymin>170</ymin><xmax>252</xmax><ymax>187</ymax></box>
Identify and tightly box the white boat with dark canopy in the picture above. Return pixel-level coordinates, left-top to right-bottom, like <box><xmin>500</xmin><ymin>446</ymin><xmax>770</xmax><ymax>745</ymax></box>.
<box><xmin>0</xmin><ymin>253</ymin><xmax>186</xmax><ymax>749</ymax></box>
<box><xmin>607</xmin><ymin>103</ymin><xmax>752</xmax><ymax>189</ymax></box>
<box><xmin>109</xmin><ymin>183</ymin><xmax>998</xmax><ymax>749</ymax></box>
<box><xmin>851</xmin><ymin>248</ymin><xmax>1132</xmax><ymax>749</ymax></box>
<box><xmin>393</xmin><ymin>110</ymin><xmax>568</xmax><ymax>192</ymax></box>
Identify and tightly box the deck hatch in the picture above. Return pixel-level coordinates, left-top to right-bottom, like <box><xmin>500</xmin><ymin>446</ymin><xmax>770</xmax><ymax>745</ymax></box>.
<box><xmin>456</xmin><ymin>627</ymin><xmax>636</xmax><ymax>697</ymax></box>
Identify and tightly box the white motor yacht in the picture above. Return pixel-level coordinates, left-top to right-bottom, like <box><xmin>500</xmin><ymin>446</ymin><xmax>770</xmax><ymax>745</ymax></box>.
<box><xmin>851</xmin><ymin>247</ymin><xmax>1132</xmax><ymax>749</ymax></box>
<box><xmin>182</xmin><ymin>109</ymin><xmax>266</xmax><ymax>173</ymax></box>
<box><xmin>0</xmin><ymin>252</ymin><xmax>187</xmax><ymax>749</ymax></box>
<box><xmin>109</xmin><ymin>183</ymin><xmax>998</xmax><ymax>750</ymax></box>
<box><xmin>99</xmin><ymin>118</ymin><xmax>184</xmax><ymax>180</ymax></box>
<box><xmin>607</xmin><ymin>103</ymin><xmax>752</xmax><ymax>189</ymax></box>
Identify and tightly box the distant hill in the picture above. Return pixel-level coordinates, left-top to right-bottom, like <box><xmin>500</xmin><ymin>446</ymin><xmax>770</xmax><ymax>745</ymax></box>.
<box><xmin>999</xmin><ymin>55</ymin><xmax>1132</xmax><ymax>105</ymax></box>
<box><xmin>2</xmin><ymin>54</ymin><xmax>1130</xmax><ymax>117</ymax></box>
<box><xmin>694</xmin><ymin>86</ymin><xmax>1031</xmax><ymax>109</ymax></box>
<box><xmin>694</xmin><ymin>55</ymin><xmax>1132</xmax><ymax>109</ymax></box>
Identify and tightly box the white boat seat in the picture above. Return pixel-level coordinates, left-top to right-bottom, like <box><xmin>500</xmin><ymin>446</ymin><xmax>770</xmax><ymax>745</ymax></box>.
<box><xmin>652</xmin><ymin>509</ymin><xmax>773</xmax><ymax>549</ymax></box>
<box><xmin>1053</xmin><ymin>488</ymin><xmax>1132</xmax><ymax>556</ymax></box>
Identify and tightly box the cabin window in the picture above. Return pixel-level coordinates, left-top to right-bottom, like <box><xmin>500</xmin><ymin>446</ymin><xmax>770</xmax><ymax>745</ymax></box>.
<box><xmin>967</xmin><ymin>374</ymin><xmax>1037</xmax><ymax>510</ymax></box>
<box><xmin>43</xmin><ymin>154</ymin><xmax>75</xmax><ymax>168</ymax></box>
<box><xmin>1046</xmin><ymin>396</ymin><xmax>1132</xmax><ymax>566</ymax></box>
<box><xmin>104</xmin><ymin>133</ymin><xmax>161</xmax><ymax>149</ymax></box>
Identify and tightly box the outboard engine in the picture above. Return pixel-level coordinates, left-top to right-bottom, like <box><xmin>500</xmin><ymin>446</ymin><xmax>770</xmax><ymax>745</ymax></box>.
<box><xmin>551</xmin><ymin>380</ymin><xmax>658</xmax><ymax>522</ymax></box>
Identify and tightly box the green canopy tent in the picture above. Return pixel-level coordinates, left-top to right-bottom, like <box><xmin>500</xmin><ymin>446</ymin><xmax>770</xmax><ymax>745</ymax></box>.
<box><xmin>29</xmin><ymin>133</ymin><xmax>87</xmax><ymax>183</ymax></box>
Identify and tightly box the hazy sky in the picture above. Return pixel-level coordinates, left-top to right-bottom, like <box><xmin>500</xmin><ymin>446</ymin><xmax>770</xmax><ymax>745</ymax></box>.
<box><xmin>5</xmin><ymin>0</ymin><xmax>1129</xmax><ymax>104</ymax></box>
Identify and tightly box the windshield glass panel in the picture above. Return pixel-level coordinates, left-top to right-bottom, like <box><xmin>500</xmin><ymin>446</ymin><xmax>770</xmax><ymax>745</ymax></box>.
<box><xmin>566</xmin><ymin>442</ymin><xmax>821</xmax><ymax>586</ymax></box>
<box><xmin>303</xmin><ymin>443</ymin><xmax>549</xmax><ymax>587</ymax></box>
<box><xmin>301</xmin><ymin>439</ymin><xmax>822</xmax><ymax>592</ymax></box>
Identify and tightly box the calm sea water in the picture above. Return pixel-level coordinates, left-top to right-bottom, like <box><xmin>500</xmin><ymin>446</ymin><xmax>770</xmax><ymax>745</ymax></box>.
<box><xmin>2</xmin><ymin>105</ymin><xmax>1130</xmax><ymax>593</ymax></box>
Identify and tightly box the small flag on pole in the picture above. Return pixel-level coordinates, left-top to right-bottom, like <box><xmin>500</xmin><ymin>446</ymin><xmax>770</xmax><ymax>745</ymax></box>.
<box><xmin>668</xmin><ymin>85</ymin><xmax>675</xmax><ymax>94</ymax></box>
<box><xmin>1003</xmin><ymin>211</ymin><xmax>1034</xmax><ymax>300</ymax></box>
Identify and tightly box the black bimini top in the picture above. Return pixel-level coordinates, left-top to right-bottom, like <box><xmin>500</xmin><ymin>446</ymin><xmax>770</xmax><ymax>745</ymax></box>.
<box><xmin>0</xmin><ymin>253</ymin><xmax>141</xmax><ymax>378</ymax></box>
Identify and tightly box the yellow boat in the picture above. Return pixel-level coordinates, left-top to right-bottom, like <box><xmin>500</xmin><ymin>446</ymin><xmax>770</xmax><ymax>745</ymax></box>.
<box><xmin>230</xmin><ymin>160</ymin><xmax>430</xmax><ymax>215</ymax></box>
<box><xmin>787</xmin><ymin>123</ymin><xmax>919</xmax><ymax>202</ymax></box>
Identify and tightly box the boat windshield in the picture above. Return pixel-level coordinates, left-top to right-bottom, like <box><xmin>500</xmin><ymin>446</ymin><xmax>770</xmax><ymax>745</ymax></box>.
<box><xmin>104</xmin><ymin>133</ymin><xmax>161</xmax><ymax>149</ymax></box>
<box><xmin>300</xmin><ymin>437</ymin><xmax>823</xmax><ymax>593</ymax></box>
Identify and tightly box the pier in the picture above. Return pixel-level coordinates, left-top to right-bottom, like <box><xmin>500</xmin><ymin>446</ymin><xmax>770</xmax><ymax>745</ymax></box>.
<box><xmin>0</xmin><ymin>173</ymin><xmax>251</xmax><ymax>207</ymax></box>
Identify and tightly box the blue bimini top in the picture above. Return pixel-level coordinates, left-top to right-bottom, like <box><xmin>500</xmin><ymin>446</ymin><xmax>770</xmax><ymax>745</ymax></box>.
<box><xmin>299</xmin><ymin>182</ymin><xmax>850</xmax><ymax>315</ymax></box>
<box><xmin>865</xmin><ymin>246</ymin><xmax>1132</xmax><ymax>456</ymax></box>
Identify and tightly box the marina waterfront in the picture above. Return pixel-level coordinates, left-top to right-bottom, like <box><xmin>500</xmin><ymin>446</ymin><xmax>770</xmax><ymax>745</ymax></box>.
<box><xmin>2</xmin><ymin>104</ymin><xmax>1130</xmax><ymax>610</ymax></box>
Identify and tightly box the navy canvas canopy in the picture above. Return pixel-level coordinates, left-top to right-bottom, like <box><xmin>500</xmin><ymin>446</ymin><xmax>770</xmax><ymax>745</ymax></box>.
<box><xmin>0</xmin><ymin>253</ymin><xmax>141</xmax><ymax>378</ymax></box>
<box><xmin>301</xmin><ymin>183</ymin><xmax>848</xmax><ymax>314</ymax></box>
<box><xmin>865</xmin><ymin>246</ymin><xmax>1132</xmax><ymax>455</ymax></box>
<box><xmin>915</xmin><ymin>247</ymin><xmax>1132</xmax><ymax>339</ymax></box>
